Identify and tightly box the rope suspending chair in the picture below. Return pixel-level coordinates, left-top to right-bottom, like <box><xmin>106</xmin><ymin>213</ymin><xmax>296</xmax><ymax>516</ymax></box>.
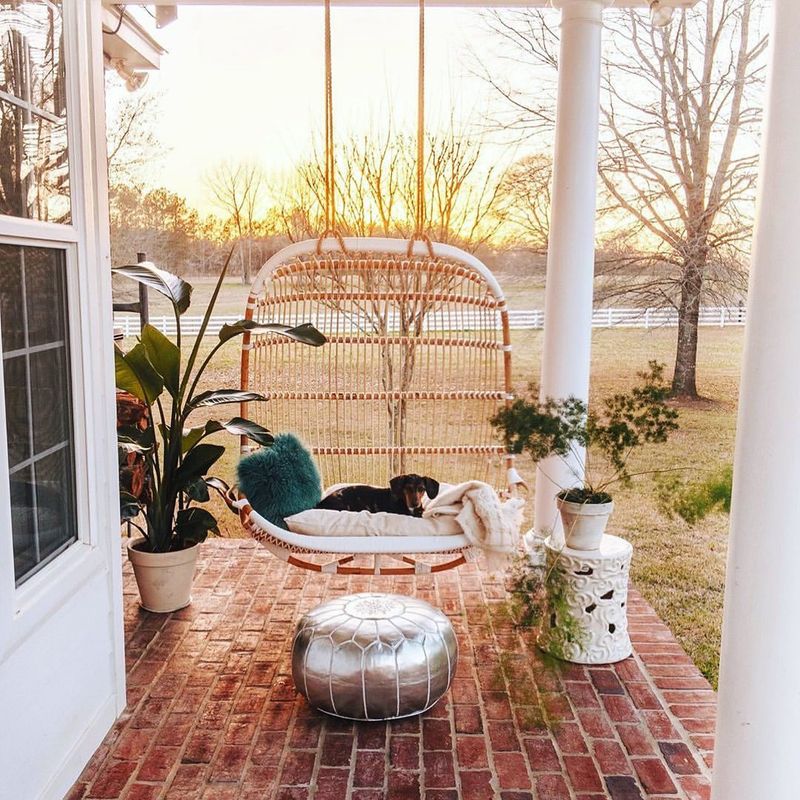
<box><xmin>232</xmin><ymin>0</ymin><xmax>522</xmax><ymax>575</ymax></box>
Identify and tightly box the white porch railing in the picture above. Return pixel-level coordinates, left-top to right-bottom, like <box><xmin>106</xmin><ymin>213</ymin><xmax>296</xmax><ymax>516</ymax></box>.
<box><xmin>113</xmin><ymin>305</ymin><xmax>747</xmax><ymax>337</ymax></box>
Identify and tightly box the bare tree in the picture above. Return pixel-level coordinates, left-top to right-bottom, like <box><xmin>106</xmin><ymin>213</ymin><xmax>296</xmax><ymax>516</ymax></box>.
<box><xmin>206</xmin><ymin>161</ymin><xmax>266</xmax><ymax>284</ymax></box>
<box><xmin>108</xmin><ymin>185</ymin><xmax>202</xmax><ymax>268</ymax></box>
<box><xmin>361</xmin><ymin>129</ymin><xmax>403</xmax><ymax>235</ymax></box>
<box><xmin>267</xmin><ymin>167</ymin><xmax>322</xmax><ymax>243</ymax></box>
<box><xmin>413</xmin><ymin>130</ymin><xmax>506</xmax><ymax>250</ymax></box>
<box><xmin>105</xmin><ymin>78</ymin><xmax>163</xmax><ymax>187</ymax></box>
<box><xmin>496</xmin><ymin>154</ymin><xmax>552</xmax><ymax>254</ymax></box>
<box><xmin>271</xmin><ymin>123</ymin><xmax>507</xmax><ymax>455</ymax></box>
<box><xmin>472</xmin><ymin>11</ymin><xmax>558</xmax><ymax>141</ymax></box>
<box><xmin>482</xmin><ymin>1</ymin><xmax>768</xmax><ymax>398</ymax></box>
<box><xmin>274</xmin><ymin>124</ymin><xmax>505</xmax><ymax>252</ymax></box>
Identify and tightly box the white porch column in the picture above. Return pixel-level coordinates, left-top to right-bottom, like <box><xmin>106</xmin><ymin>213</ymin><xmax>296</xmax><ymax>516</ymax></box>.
<box><xmin>713</xmin><ymin>3</ymin><xmax>800</xmax><ymax>798</ymax></box>
<box><xmin>533</xmin><ymin>0</ymin><xmax>606</xmax><ymax>538</ymax></box>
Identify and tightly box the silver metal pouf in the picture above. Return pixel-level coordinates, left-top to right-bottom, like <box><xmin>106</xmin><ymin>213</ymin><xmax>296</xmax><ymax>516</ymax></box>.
<box><xmin>292</xmin><ymin>592</ymin><xmax>458</xmax><ymax>720</ymax></box>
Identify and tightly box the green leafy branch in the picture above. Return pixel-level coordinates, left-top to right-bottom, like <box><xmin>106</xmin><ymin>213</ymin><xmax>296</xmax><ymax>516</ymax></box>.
<box><xmin>655</xmin><ymin>465</ymin><xmax>732</xmax><ymax>525</ymax></box>
<box><xmin>491</xmin><ymin>362</ymin><xmax>679</xmax><ymax>501</ymax></box>
<box><xmin>505</xmin><ymin>551</ymin><xmax>587</xmax><ymax>662</ymax></box>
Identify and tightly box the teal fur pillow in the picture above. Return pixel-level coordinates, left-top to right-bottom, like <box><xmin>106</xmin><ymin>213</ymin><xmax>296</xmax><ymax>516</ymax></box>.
<box><xmin>237</xmin><ymin>433</ymin><xmax>322</xmax><ymax>529</ymax></box>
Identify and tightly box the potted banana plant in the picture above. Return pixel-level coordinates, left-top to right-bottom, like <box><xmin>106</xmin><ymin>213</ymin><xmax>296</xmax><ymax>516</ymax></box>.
<box><xmin>115</xmin><ymin>252</ymin><xmax>325</xmax><ymax>611</ymax></box>
<box><xmin>491</xmin><ymin>362</ymin><xmax>679</xmax><ymax>550</ymax></box>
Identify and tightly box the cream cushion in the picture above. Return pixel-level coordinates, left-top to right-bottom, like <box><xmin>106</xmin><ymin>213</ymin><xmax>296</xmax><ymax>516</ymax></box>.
<box><xmin>285</xmin><ymin>508</ymin><xmax>463</xmax><ymax>538</ymax></box>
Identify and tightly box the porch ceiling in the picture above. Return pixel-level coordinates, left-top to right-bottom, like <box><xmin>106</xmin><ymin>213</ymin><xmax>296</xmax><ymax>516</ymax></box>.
<box><xmin>136</xmin><ymin>0</ymin><xmax>700</xmax><ymax>8</ymax></box>
<box><xmin>103</xmin><ymin>5</ymin><xmax>166</xmax><ymax>69</ymax></box>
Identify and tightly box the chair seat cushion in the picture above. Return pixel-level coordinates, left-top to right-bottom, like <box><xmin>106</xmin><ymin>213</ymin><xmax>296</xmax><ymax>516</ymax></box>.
<box><xmin>237</xmin><ymin>433</ymin><xmax>322</xmax><ymax>528</ymax></box>
<box><xmin>285</xmin><ymin>507</ymin><xmax>463</xmax><ymax>537</ymax></box>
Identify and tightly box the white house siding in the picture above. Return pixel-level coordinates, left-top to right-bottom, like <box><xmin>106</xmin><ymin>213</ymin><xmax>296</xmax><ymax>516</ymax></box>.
<box><xmin>0</xmin><ymin>567</ymin><xmax>120</xmax><ymax>800</ymax></box>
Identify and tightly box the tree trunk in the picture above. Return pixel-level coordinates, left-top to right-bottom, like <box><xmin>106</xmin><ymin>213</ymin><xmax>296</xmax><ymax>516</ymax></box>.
<box><xmin>671</xmin><ymin>259</ymin><xmax>704</xmax><ymax>399</ymax></box>
<box><xmin>240</xmin><ymin>238</ymin><xmax>250</xmax><ymax>286</ymax></box>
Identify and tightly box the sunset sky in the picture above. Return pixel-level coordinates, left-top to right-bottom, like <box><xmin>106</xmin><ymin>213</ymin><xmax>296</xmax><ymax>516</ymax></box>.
<box><xmin>106</xmin><ymin>5</ymin><xmax>526</xmax><ymax>215</ymax></box>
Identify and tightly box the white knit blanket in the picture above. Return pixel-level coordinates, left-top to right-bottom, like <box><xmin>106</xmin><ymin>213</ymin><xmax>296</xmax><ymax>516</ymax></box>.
<box><xmin>423</xmin><ymin>481</ymin><xmax>525</xmax><ymax>572</ymax></box>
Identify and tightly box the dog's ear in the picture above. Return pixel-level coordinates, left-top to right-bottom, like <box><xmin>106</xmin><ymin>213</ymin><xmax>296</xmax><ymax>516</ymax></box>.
<box><xmin>389</xmin><ymin>475</ymin><xmax>407</xmax><ymax>498</ymax></box>
<box><xmin>424</xmin><ymin>477</ymin><xmax>440</xmax><ymax>499</ymax></box>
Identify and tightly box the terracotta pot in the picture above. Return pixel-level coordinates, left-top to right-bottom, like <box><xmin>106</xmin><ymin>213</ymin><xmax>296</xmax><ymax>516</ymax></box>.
<box><xmin>556</xmin><ymin>497</ymin><xmax>614</xmax><ymax>551</ymax></box>
<box><xmin>127</xmin><ymin>537</ymin><xmax>200</xmax><ymax>612</ymax></box>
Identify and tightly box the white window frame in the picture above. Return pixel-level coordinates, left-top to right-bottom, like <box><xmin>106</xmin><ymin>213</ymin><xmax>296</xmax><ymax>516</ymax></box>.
<box><xmin>0</xmin><ymin>234</ymin><xmax>97</xmax><ymax>601</ymax></box>
<box><xmin>0</xmin><ymin>235</ymin><xmax>90</xmax><ymax>572</ymax></box>
<box><xmin>0</xmin><ymin>0</ymin><xmax>124</xmax><ymax>687</ymax></box>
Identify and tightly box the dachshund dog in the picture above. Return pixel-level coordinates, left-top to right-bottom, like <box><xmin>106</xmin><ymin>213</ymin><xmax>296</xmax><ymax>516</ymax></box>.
<box><xmin>316</xmin><ymin>474</ymin><xmax>440</xmax><ymax>517</ymax></box>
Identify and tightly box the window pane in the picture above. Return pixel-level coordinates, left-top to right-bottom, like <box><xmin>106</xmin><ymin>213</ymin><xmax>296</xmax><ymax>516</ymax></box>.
<box><xmin>0</xmin><ymin>1</ymin><xmax>67</xmax><ymax>117</ymax></box>
<box><xmin>1</xmin><ymin>243</ymin><xmax>76</xmax><ymax>584</ymax></box>
<box><xmin>10</xmin><ymin>467</ymin><xmax>35</xmax><ymax>580</ymax></box>
<box><xmin>0</xmin><ymin>1</ymin><xmax>70</xmax><ymax>223</ymax></box>
<box><xmin>0</xmin><ymin>99</ymin><xmax>70</xmax><ymax>222</ymax></box>
<box><xmin>0</xmin><ymin>245</ymin><xmax>25</xmax><ymax>351</ymax></box>
<box><xmin>33</xmin><ymin>445</ymin><xmax>74</xmax><ymax>562</ymax></box>
<box><xmin>3</xmin><ymin>355</ymin><xmax>30</xmax><ymax>468</ymax></box>
<box><xmin>30</xmin><ymin>346</ymin><xmax>68</xmax><ymax>452</ymax></box>
<box><xmin>24</xmin><ymin>241</ymin><xmax>66</xmax><ymax>346</ymax></box>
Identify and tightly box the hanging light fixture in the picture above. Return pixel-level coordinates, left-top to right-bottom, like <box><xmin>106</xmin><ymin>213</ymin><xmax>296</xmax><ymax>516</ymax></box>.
<box><xmin>650</xmin><ymin>0</ymin><xmax>675</xmax><ymax>27</ymax></box>
<box><xmin>123</xmin><ymin>69</ymin><xmax>149</xmax><ymax>92</ymax></box>
<box><xmin>104</xmin><ymin>56</ymin><xmax>150</xmax><ymax>92</ymax></box>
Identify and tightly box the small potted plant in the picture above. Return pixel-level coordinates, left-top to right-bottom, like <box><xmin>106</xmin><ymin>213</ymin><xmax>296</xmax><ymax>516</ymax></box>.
<box><xmin>115</xmin><ymin>252</ymin><xmax>325</xmax><ymax>611</ymax></box>
<box><xmin>491</xmin><ymin>362</ymin><xmax>678</xmax><ymax>550</ymax></box>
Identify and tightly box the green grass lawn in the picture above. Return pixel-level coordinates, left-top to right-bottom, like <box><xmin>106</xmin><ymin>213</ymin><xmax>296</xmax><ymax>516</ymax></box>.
<box><xmin>123</xmin><ymin>275</ymin><xmax>742</xmax><ymax>687</ymax></box>
<box><xmin>588</xmin><ymin>326</ymin><xmax>739</xmax><ymax>688</ymax></box>
<box><xmin>490</xmin><ymin>324</ymin><xmax>738</xmax><ymax>686</ymax></box>
<box><xmin>116</xmin><ymin>275</ymin><xmax>252</xmax><ymax>318</ymax></box>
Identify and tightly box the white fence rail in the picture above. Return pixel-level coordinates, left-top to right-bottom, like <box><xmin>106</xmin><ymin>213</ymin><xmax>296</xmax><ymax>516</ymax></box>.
<box><xmin>114</xmin><ymin>306</ymin><xmax>747</xmax><ymax>338</ymax></box>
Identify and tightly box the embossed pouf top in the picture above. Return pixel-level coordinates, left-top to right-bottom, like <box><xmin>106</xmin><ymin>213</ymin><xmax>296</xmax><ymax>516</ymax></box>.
<box><xmin>538</xmin><ymin>533</ymin><xmax>633</xmax><ymax>664</ymax></box>
<box><xmin>292</xmin><ymin>592</ymin><xmax>458</xmax><ymax>720</ymax></box>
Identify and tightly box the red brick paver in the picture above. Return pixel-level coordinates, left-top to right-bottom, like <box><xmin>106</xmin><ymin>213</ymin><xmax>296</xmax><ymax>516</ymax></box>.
<box><xmin>69</xmin><ymin>540</ymin><xmax>715</xmax><ymax>799</ymax></box>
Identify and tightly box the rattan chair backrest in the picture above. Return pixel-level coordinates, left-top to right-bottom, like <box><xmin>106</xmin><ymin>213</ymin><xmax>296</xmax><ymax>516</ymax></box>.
<box><xmin>240</xmin><ymin>238</ymin><xmax>513</xmax><ymax>490</ymax></box>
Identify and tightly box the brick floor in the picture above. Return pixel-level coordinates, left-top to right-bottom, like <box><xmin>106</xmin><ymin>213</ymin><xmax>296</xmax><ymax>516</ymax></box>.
<box><xmin>69</xmin><ymin>540</ymin><xmax>715</xmax><ymax>799</ymax></box>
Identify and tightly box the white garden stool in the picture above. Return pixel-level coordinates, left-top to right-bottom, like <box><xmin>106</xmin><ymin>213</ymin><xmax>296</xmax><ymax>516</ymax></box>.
<box><xmin>538</xmin><ymin>534</ymin><xmax>633</xmax><ymax>664</ymax></box>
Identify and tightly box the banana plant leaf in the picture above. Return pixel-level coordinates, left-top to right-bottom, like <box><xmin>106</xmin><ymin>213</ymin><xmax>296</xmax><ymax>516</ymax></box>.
<box><xmin>182</xmin><ymin>417</ymin><xmax>272</xmax><ymax>452</ymax></box>
<box><xmin>118</xmin><ymin>440</ymin><xmax>152</xmax><ymax>455</ymax></box>
<box><xmin>175</xmin><ymin>507</ymin><xmax>218</xmax><ymax>545</ymax></box>
<box><xmin>218</xmin><ymin>320</ymin><xmax>326</xmax><ymax>346</ymax></box>
<box><xmin>141</xmin><ymin>324</ymin><xmax>181</xmax><ymax>395</ymax></box>
<box><xmin>181</xmin><ymin>425</ymin><xmax>206</xmax><ymax>454</ymax></box>
<box><xmin>188</xmin><ymin>389</ymin><xmax>267</xmax><ymax>411</ymax></box>
<box><xmin>210</xmin><ymin>417</ymin><xmax>273</xmax><ymax>445</ymax></box>
<box><xmin>184</xmin><ymin>477</ymin><xmax>210</xmax><ymax>503</ymax></box>
<box><xmin>120</xmin><ymin>491</ymin><xmax>141</xmax><ymax>520</ymax></box>
<box><xmin>205</xmin><ymin>476</ymin><xmax>231</xmax><ymax>496</ymax></box>
<box><xmin>115</xmin><ymin>344</ymin><xmax>164</xmax><ymax>404</ymax></box>
<box><xmin>118</xmin><ymin>425</ymin><xmax>154</xmax><ymax>448</ymax></box>
<box><xmin>113</xmin><ymin>263</ymin><xmax>192</xmax><ymax>314</ymax></box>
<box><xmin>174</xmin><ymin>443</ymin><xmax>225</xmax><ymax>489</ymax></box>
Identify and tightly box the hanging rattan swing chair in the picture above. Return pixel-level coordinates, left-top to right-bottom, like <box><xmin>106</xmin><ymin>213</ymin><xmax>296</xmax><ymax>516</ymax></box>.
<box><xmin>231</xmin><ymin>0</ymin><xmax>522</xmax><ymax>575</ymax></box>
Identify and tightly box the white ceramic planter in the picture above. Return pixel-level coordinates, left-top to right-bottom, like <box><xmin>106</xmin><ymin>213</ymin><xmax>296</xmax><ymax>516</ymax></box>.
<box><xmin>127</xmin><ymin>537</ymin><xmax>200</xmax><ymax>613</ymax></box>
<box><xmin>556</xmin><ymin>497</ymin><xmax>614</xmax><ymax>551</ymax></box>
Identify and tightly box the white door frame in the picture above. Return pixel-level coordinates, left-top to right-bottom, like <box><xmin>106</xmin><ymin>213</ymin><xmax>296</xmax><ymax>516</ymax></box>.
<box><xmin>0</xmin><ymin>0</ymin><xmax>123</xmax><ymax>685</ymax></box>
<box><xmin>0</xmin><ymin>1</ymin><xmax>125</xmax><ymax>797</ymax></box>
